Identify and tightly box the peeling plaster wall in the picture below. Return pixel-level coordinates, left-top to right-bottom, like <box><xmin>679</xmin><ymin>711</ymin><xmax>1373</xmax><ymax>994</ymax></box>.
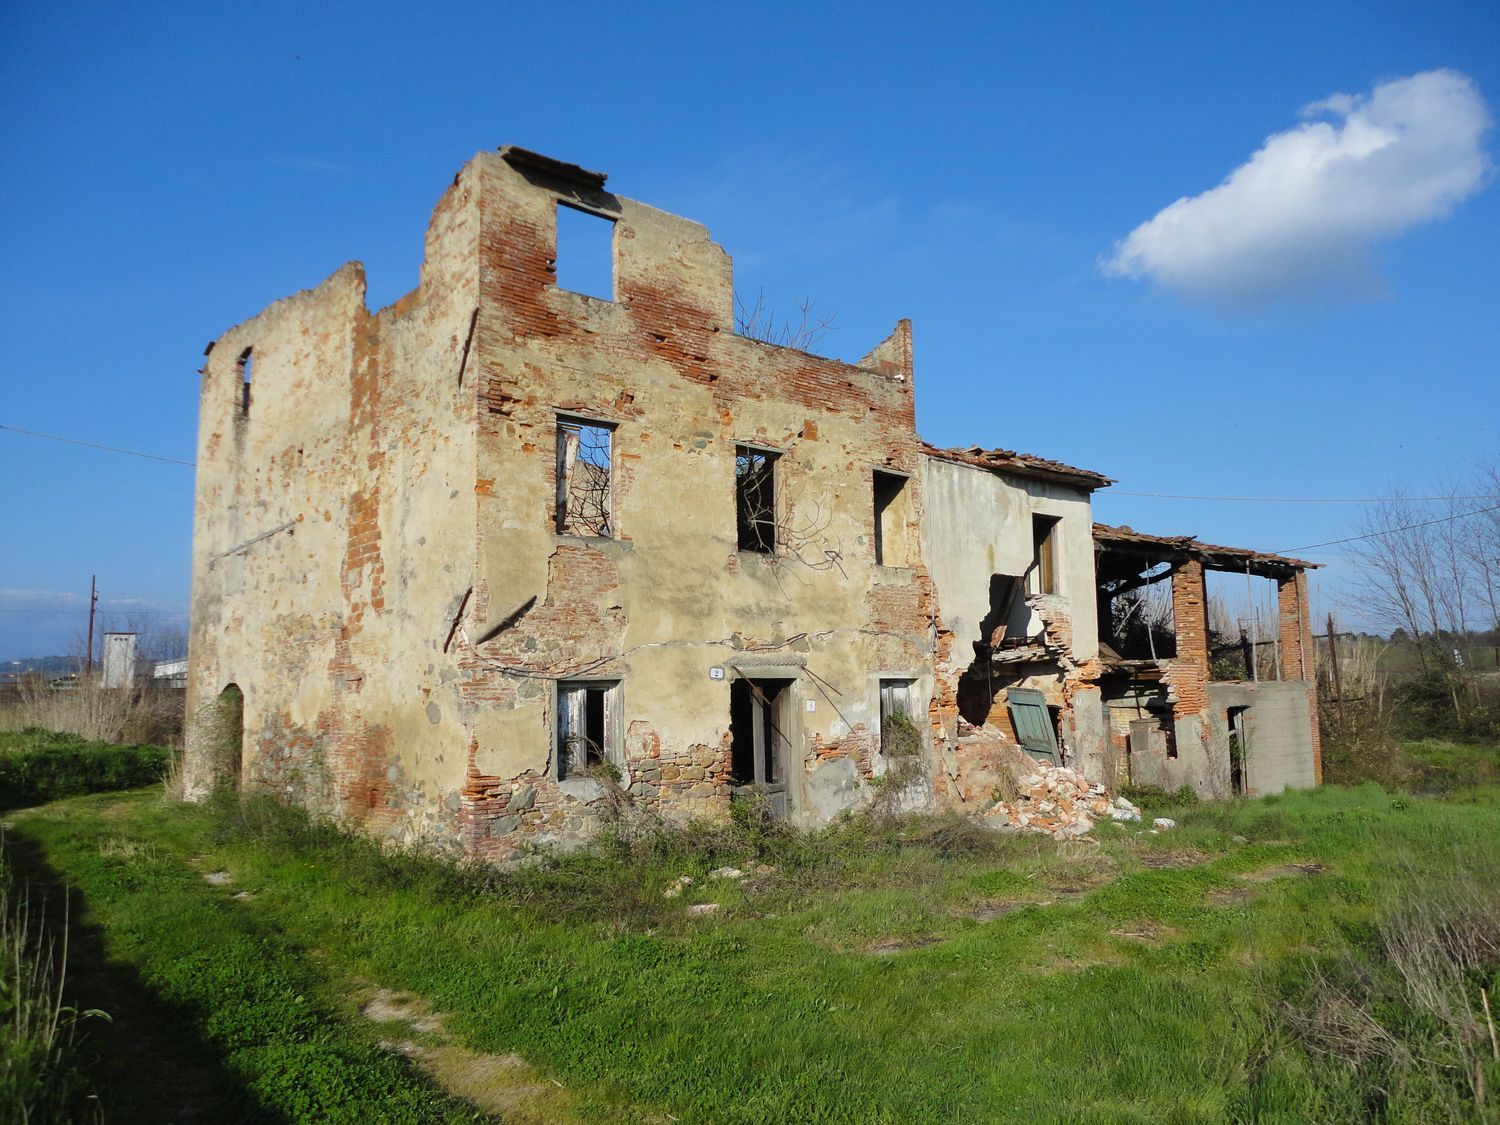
<box><xmin>920</xmin><ymin>456</ymin><xmax>1104</xmax><ymax>802</ymax></box>
<box><xmin>453</xmin><ymin>154</ymin><xmax>934</xmax><ymax>856</ymax></box>
<box><xmin>186</xmin><ymin>163</ymin><xmax>483</xmax><ymax>851</ymax></box>
<box><xmin>922</xmin><ymin>459</ymin><xmax>1097</xmax><ymax>659</ymax></box>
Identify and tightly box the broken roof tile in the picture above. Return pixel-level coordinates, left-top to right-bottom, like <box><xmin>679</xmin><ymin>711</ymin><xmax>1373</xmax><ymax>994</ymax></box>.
<box><xmin>922</xmin><ymin>442</ymin><xmax>1113</xmax><ymax>490</ymax></box>
<box><xmin>1093</xmin><ymin>522</ymin><xmax>1320</xmax><ymax>571</ymax></box>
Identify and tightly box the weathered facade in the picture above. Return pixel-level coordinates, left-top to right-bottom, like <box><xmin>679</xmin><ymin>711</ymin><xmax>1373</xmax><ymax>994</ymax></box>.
<box><xmin>185</xmin><ymin>148</ymin><xmax>933</xmax><ymax>856</ymax></box>
<box><xmin>185</xmin><ymin>147</ymin><xmax>1322</xmax><ymax>855</ymax></box>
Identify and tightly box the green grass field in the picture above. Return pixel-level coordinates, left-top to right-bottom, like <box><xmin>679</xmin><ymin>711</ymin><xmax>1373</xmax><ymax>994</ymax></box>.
<box><xmin>3</xmin><ymin>738</ymin><xmax>1498</xmax><ymax>1121</ymax></box>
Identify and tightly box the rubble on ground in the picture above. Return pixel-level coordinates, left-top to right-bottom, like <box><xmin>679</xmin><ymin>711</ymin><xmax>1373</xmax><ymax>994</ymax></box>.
<box><xmin>980</xmin><ymin>747</ymin><xmax>1141</xmax><ymax>840</ymax></box>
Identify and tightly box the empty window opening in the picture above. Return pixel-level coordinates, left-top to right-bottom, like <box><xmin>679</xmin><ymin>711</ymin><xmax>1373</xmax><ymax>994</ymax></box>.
<box><xmin>728</xmin><ymin>677</ymin><xmax>793</xmax><ymax>818</ymax></box>
<box><xmin>879</xmin><ymin>679</ymin><xmax>919</xmax><ymax>757</ymax></box>
<box><xmin>1227</xmin><ymin>706</ymin><xmax>1250</xmax><ymax>795</ymax></box>
<box><xmin>1028</xmin><ymin>515</ymin><xmax>1059</xmax><ymax>595</ymax></box>
<box><xmin>1128</xmin><ymin>711</ymin><xmax>1176</xmax><ymax>764</ymax></box>
<box><xmin>873</xmin><ymin>470</ymin><xmax>912</xmax><ymax>567</ymax></box>
<box><xmin>1098</xmin><ymin>560</ymin><xmax>1176</xmax><ymax>660</ymax></box>
<box><xmin>735</xmin><ymin>446</ymin><xmax>778</xmax><ymax>553</ymax></box>
<box><xmin>556</xmin><ymin>680</ymin><xmax>619</xmax><ymax>780</ymax></box>
<box><xmin>237</xmin><ymin>349</ymin><xmax>253</xmax><ymax>417</ymax></box>
<box><xmin>554</xmin><ymin>204</ymin><xmax>615</xmax><ymax>301</ymax></box>
<box><xmin>556</xmin><ymin>418</ymin><xmax>613</xmax><ymax>537</ymax></box>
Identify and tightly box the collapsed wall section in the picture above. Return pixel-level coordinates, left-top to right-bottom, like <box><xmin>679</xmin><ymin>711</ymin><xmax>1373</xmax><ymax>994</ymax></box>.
<box><xmin>1093</xmin><ymin>525</ymin><xmax>1322</xmax><ymax>798</ymax></box>
<box><xmin>920</xmin><ymin>453</ymin><xmax>1107</xmax><ymax>805</ymax></box>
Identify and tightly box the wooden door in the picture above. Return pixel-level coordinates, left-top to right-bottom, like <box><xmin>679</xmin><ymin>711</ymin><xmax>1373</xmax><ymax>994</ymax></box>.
<box><xmin>750</xmin><ymin>682</ymin><xmax>790</xmax><ymax>818</ymax></box>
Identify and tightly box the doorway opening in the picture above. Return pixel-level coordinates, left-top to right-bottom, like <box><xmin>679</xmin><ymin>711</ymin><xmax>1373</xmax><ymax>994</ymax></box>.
<box><xmin>729</xmin><ymin>677</ymin><xmax>795</xmax><ymax>818</ymax></box>
<box><xmin>214</xmin><ymin>683</ymin><xmax>245</xmax><ymax>789</ymax></box>
<box><xmin>1227</xmin><ymin>706</ymin><xmax>1250</xmax><ymax>795</ymax></box>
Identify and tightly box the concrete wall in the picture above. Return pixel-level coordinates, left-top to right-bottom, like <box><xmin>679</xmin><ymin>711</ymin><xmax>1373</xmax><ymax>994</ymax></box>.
<box><xmin>1206</xmin><ymin>681</ymin><xmax>1319</xmax><ymax>795</ymax></box>
<box><xmin>1102</xmin><ymin>679</ymin><xmax>1318</xmax><ymax>798</ymax></box>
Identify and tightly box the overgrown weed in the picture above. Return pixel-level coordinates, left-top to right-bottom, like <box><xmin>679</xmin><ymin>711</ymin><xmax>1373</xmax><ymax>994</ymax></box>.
<box><xmin>0</xmin><ymin>842</ymin><xmax>100</xmax><ymax>1122</ymax></box>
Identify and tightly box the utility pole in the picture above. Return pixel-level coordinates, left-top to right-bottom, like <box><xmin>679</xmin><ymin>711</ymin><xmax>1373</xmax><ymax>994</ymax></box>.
<box><xmin>86</xmin><ymin>574</ymin><xmax>98</xmax><ymax>678</ymax></box>
<box><xmin>1326</xmin><ymin>611</ymin><xmax>1344</xmax><ymax>725</ymax></box>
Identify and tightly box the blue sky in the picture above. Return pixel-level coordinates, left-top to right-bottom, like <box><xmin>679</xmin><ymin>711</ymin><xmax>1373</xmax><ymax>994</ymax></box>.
<box><xmin>2</xmin><ymin>0</ymin><xmax>1497</xmax><ymax>661</ymax></box>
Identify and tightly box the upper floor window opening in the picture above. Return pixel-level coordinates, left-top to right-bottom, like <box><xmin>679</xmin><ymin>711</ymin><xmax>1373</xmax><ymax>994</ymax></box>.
<box><xmin>872</xmin><ymin>469</ymin><xmax>912</xmax><ymax>567</ymax></box>
<box><xmin>554</xmin><ymin>203</ymin><xmax>616</xmax><ymax>301</ymax></box>
<box><xmin>735</xmin><ymin>446</ymin><xmax>779</xmax><ymax>553</ymax></box>
<box><xmin>237</xmin><ymin>348</ymin><xmax>253</xmax><ymax>417</ymax></box>
<box><xmin>1029</xmin><ymin>515</ymin><xmax>1060</xmax><ymax>595</ymax></box>
<box><xmin>556</xmin><ymin>417</ymin><xmax>614</xmax><ymax>538</ymax></box>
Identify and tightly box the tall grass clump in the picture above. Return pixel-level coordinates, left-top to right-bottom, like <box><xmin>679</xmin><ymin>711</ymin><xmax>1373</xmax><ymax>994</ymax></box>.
<box><xmin>0</xmin><ymin>845</ymin><xmax>98</xmax><ymax>1122</ymax></box>
<box><xmin>1279</xmin><ymin>843</ymin><xmax>1500</xmax><ymax>1117</ymax></box>
<box><xmin>12</xmin><ymin>679</ymin><xmax>182</xmax><ymax>749</ymax></box>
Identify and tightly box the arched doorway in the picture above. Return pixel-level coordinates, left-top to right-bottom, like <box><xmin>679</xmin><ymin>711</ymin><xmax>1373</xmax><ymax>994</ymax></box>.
<box><xmin>215</xmin><ymin>684</ymin><xmax>245</xmax><ymax>789</ymax></box>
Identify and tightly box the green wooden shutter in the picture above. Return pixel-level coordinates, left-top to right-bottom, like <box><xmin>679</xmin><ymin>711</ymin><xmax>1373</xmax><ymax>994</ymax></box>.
<box><xmin>1007</xmin><ymin>688</ymin><xmax>1059</xmax><ymax>765</ymax></box>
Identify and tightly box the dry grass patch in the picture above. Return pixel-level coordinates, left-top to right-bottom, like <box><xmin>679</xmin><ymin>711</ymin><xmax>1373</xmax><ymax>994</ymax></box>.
<box><xmin>1034</xmin><ymin>850</ymin><xmax>1120</xmax><ymax>894</ymax></box>
<box><xmin>1139</xmin><ymin>847</ymin><xmax>1211</xmax><ymax>869</ymax></box>
<box><xmin>1109</xmin><ymin>921</ymin><xmax>1183</xmax><ymax>945</ymax></box>
<box><xmin>866</xmin><ymin>934</ymin><xmax>946</xmax><ymax>956</ymax></box>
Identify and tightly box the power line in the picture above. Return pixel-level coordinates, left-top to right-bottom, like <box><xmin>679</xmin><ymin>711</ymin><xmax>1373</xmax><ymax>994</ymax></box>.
<box><xmin>0</xmin><ymin>423</ymin><xmax>194</xmax><ymax>467</ymax></box>
<box><xmin>2</xmin><ymin>419</ymin><xmax>1492</xmax><ymax>513</ymax></box>
<box><xmin>0</xmin><ymin>609</ymin><xmax>189</xmax><ymax>617</ymax></box>
<box><xmin>1109</xmin><ymin>489</ymin><xmax>1487</xmax><ymax>503</ymax></box>
<box><xmin>1280</xmin><ymin>503</ymin><xmax>1500</xmax><ymax>554</ymax></box>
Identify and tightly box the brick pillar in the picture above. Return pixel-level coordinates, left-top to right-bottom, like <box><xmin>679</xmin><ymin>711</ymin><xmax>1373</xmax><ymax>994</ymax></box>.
<box><xmin>1169</xmin><ymin>558</ymin><xmax>1209</xmax><ymax>718</ymax></box>
<box><xmin>1276</xmin><ymin>571</ymin><xmax>1314</xmax><ymax>683</ymax></box>
<box><xmin>1277</xmin><ymin>570</ymin><xmax>1322</xmax><ymax>782</ymax></box>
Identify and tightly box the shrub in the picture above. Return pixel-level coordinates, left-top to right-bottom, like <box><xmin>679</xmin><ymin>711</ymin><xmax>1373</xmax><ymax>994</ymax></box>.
<box><xmin>12</xmin><ymin>680</ymin><xmax>184</xmax><ymax>749</ymax></box>
<box><xmin>1117</xmin><ymin>784</ymin><xmax>1199</xmax><ymax>812</ymax></box>
<box><xmin>0</xmin><ymin>732</ymin><xmax>170</xmax><ymax>808</ymax></box>
<box><xmin>1277</xmin><ymin>844</ymin><xmax>1500</xmax><ymax>1117</ymax></box>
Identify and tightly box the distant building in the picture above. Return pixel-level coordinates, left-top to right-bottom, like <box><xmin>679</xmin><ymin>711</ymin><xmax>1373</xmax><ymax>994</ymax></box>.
<box><xmin>153</xmin><ymin>659</ymin><xmax>189</xmax><ymax>688</ymax></box>
<box><xmin>101</xmin><ymin>632</ymin><xmax>138</xmax><ymax>689</ymax></box>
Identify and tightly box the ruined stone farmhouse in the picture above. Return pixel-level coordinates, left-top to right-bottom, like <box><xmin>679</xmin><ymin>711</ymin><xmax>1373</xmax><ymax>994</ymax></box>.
<box><xmin>184</xmin><ymin>146</ymin><xmax>1321</xmax><ymax>855</ymax></box>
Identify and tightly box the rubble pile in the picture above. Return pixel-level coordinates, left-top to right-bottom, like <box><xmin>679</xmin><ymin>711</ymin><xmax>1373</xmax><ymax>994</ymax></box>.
<box><xmin>982</xmin><ymin>755</ymin><xmax>1141</xmax><ymax>840</ymax></box>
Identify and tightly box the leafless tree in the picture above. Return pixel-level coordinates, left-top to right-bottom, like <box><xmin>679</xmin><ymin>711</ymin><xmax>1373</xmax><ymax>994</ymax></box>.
<box><xmin>1347</xmin><ymin>465</ymin><xmax>1500</xmax><ymax>717</ymax></box>
<box><xmin>734</xmin><ymin>288</ymin><xmax>838</xmax><ymax>353</ymax></box>
<box><xmin>1350</xmin><ymin>477</ymin><xmax>1497</xmax><ymax>666</ymax></box>
<box><xmin>733</xmin><ymin>450</ymin><xmax>847</xmax><ymax>590</ymax></box>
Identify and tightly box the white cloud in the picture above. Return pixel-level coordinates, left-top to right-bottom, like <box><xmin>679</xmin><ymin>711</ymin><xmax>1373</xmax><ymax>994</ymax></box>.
<box><xmin>1102</xmin><ymin>70</ymin><xmax>1492</xmax><ymax>307</ymax></box>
